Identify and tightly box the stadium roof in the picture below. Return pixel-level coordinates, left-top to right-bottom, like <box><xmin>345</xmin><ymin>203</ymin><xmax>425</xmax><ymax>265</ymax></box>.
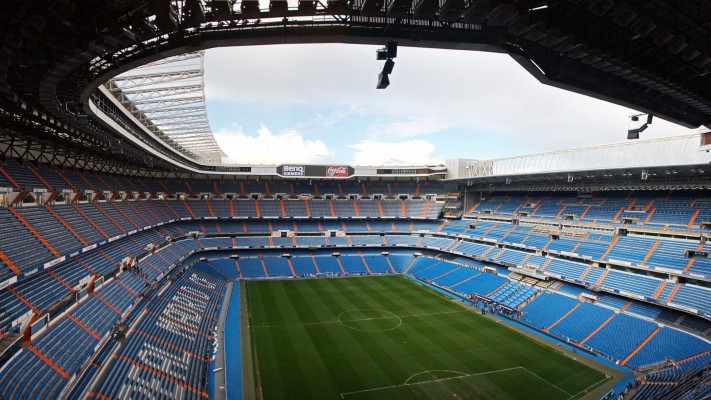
<box><xmin>107</xmin><ymin>51</ymin><xmax>226</xmax><ymax>164</ymax></box>
<box><xmin>464</xmin><ymin>133</ymin><xmax>711</xmax><ymax>178</ymax></box>
<box><xmin>1</xmin><ymin>1</ymin><xmax>711</xmax><ymax>172</ymax></box>
<box><xmin>446</xmin><ymin>132</ymin><xmax>711</xmax><ymax>191</ymax></box>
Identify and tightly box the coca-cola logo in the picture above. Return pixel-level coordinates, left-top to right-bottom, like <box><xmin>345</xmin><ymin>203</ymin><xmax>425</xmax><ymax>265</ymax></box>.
<box><xmin>326</xmin><ymin>166</ymin><xmax>348</xmax><ymax>177</ymax></box>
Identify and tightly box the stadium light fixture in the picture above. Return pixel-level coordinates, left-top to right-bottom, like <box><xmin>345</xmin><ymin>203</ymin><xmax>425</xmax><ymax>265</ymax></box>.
<box><xmin>529</xmin><ymin>4</ymin><xmax>548</xmax><ymax>11</ymax></box>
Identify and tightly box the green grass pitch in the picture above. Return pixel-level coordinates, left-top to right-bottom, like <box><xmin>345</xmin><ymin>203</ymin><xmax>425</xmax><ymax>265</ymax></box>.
<box><xmin>244</xmin><ymin>275</ymin><xmax>613</xmax><ymax>399</ymax></box>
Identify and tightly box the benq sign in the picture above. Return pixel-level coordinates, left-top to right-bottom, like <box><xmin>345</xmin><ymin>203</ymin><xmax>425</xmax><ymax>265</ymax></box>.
<box><xmin>281</xmin><ymin>165</ymin><xmax>305</xmax><ymax>176</ymax></box>
<box><xmin>278</xmin><ymin>164</ymin><xmax>353</xmax><ymax>177</ymax></box>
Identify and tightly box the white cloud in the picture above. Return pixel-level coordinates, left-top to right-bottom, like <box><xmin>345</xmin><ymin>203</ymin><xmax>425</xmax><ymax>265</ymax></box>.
<box><xmin>350</xmin><ymin>140</ymin><xmax>443</xmax><ymax>165</ymax></box>
<box><xmin>214</xmin><ymin>125</ymin><xmax>334</xmax><ymax>164</ymax></box>
<box><xmin>365</xmin><ymin>116</ymin><xmax>454</xmax><ymax>138</ymax></box>
<box><xmin>204</xmin><ymin>44</ymin><xmax>697</xmax><ymax>165</ymax></box>
<box><xmin>294</xmin><ymin>104</ymin><xmax>366</xmax><ymax>131</ymax></box>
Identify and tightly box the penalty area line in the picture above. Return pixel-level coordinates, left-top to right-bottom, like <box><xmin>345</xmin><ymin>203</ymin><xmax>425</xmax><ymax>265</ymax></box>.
<box><xmin>521</xmin><ymin>367</ymin><xmax>572</xmax><ymax>397</ymax></box>
<box><xmin>565</xmin><ymin>374</ymin><xmax>613</xmax><ymax>400</ymax></box>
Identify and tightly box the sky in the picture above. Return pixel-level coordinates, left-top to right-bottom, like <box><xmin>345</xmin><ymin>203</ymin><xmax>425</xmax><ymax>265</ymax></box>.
<box><xmin>203</xmin><ymin>43</ymin><xmax>698</xmax><ymax>166</ymax></box>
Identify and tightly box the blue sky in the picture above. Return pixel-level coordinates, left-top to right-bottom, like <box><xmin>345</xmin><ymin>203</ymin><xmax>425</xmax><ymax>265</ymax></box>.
<box><xmin>204</xmin><ymin>44</ymin><xmax>697</xmax><ymax>166</ymax></box>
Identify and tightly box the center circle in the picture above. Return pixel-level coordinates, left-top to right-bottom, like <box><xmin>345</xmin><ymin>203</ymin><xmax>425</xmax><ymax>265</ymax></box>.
<box><xmin>337</xmin><ymin>309</ymin><xmax>402</xmax><ymax>332</ymax></box>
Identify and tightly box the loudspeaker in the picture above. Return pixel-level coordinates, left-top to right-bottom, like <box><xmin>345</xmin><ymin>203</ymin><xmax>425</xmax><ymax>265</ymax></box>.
<box><xmin>377</xmin><ymin>73</ymin><xmax>390</xmax><ymax>89</ymax></box>
<box><xmin>382</xmin><ymin>58</ymin><xmax>395</xmax><ymax>74</ymax></box>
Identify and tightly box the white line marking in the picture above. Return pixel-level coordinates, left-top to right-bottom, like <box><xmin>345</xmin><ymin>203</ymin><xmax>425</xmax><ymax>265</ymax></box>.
<box><xmin>565</xmin><ymin>374</ymin><xmax>613</xmax><ymax>400</ymax></box>
<box><xmin>337</xmin><ymin>309</ymin><xmax>402</xmax><ymax>332</ymax></box>
<box><xmin>254</xmin><ymin>310</ymin><xmax>468</xmax><ymax>329</ymax></box>
<box><xmin>403</xmin><ymin>370</ymin><xmax>467</xmax><ymax>385</ymax></box>
<box><xmin>522</xmin><ymin>367</ymin><xmax>572</xmax><ymax>396</ymax></box>
<box><xmin>406</xmin><ymin>310</ymin><xmax>468</xmax><ymax>318</ymax></box>
<box><xmin>340</xmin><ymin>366</ymin><xmax>525</xmax><ymax>398</ymax></box>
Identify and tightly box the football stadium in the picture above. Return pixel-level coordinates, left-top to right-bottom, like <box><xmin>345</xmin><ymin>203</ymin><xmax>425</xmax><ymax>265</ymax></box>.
<box><xmin>1</xmin><ymin>1</ymin><xmax>711</xmax><ymax>400</ymax></box>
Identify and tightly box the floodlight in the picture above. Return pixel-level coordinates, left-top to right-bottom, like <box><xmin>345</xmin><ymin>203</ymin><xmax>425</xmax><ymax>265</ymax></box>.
<box><xmin>627</xmin><ymin>129</ymin><xmax>639</xmax><ymax>140</ymax></box>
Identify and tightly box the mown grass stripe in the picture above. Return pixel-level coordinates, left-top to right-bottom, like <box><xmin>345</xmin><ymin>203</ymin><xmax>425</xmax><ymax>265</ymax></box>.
<box><xmin>246</xmin><ymin>275</ymin><xmax>611</xmax><ymax>400</ymax></box>
<box><xmin>340</xmin><ymin>366</ymin><xmax>524</xmax><ymax>398</ymax></box>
